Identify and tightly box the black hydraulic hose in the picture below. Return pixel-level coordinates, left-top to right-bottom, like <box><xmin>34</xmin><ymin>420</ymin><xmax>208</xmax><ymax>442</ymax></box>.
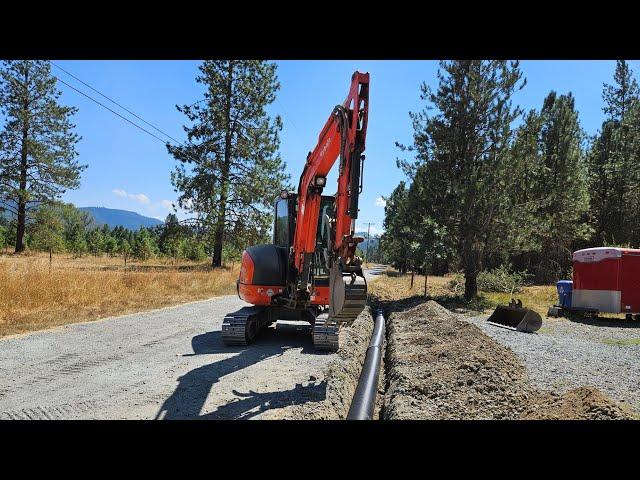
<box><xmin>346</xmin><ymin>309</ymin><xmax>385</xmax><ymax>420</ymax></box>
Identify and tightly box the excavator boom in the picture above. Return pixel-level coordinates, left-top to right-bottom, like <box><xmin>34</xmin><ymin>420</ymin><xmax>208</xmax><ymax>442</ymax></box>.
<box><xmin>293</xmin><ymin>72</ymin><xmax>369</xmax><ymax>291</ymax></box>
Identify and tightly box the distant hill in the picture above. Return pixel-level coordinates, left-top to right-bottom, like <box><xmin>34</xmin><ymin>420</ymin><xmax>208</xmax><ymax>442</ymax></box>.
<box><xmin>80</xmin><ymin>207</ymin><xmax>163</xmax><ymax>230</ymax></box>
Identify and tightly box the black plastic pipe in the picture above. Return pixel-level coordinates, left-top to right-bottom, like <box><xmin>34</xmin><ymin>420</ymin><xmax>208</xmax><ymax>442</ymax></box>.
<box><xmin>347</xmin><ymin>309</ymin><xmax>385</xmax><ymax>420</ymax></box>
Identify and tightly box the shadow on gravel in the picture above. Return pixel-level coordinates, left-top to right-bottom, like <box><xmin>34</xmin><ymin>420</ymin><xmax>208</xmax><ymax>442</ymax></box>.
<box><xmin>155</xmin><ymin>322</ymin><xmax>324</xmax><ymax>419</ymax></box>
<box><xmin>201</xmin><ymin>382</ymin><xmax>327</xmax><ymax>420</ymax></box>
<box><xmin>565</xmin><ymin>313</ymin><xmax>640</xmax><ymax>329</ymax></box>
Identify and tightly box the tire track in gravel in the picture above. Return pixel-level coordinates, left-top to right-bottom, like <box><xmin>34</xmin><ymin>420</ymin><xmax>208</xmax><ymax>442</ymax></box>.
<box><xmin>0</xmin><ymin>266</ymin><xmax>386</xmax><ymax>420</ymax></box>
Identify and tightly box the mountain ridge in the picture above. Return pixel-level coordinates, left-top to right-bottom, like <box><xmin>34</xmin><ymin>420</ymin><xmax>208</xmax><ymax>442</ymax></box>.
<box><xmin>79</xmin><ymin>207</ymin><xmax>164</xmax><ymax>230</ymax></box>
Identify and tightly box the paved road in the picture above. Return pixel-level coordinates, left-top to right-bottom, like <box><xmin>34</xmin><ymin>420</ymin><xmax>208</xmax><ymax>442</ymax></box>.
<box><xmin>0</xmin><ymin>265</ymin><xmax>386</xmax><ymax>420</ymax></box>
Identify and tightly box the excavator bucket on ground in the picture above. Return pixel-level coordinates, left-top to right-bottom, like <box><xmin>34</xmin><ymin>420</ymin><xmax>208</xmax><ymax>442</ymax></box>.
<box><xmin>486</xmin><ymin>299</ymin><xmax>542</xmax><ymax>333</ymax></box>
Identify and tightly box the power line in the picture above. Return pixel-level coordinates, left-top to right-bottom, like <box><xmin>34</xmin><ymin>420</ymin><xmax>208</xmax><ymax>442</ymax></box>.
<box><xmin>50</xmin><ymin>67</ymin><xmax>204</xmax><ymax>165</ymax></box>
<box><xmin>275</xmin><ymin>97</ymin><xmax>305</xmax><ymax>142</ymax></box>
<box><xmin>53</xmin><ymin>75</ymin><xmax>171</xmax><ymax>146</ymax></box>
<box><xmin>52</xmin><ymin>62</ymin><xmax>184</xmax><ymax>146</ymax></box>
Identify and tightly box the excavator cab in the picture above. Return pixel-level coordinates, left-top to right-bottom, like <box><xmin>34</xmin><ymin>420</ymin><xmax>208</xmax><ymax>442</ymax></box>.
<box><xmin>272</xmin><ymin>192</ymin><xmax>335</xmax><ymax>293</ymax></box>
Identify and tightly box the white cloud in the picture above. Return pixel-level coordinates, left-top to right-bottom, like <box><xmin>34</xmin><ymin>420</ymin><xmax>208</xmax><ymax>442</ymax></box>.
<box><xmin>374</xmin><ymin>196</ymin><xmax>386</xmax><ymax>208</ymax></box>
<box><xmin>160</xmin><ymin>200</ymin><xmax>174</xmax><ymax>210</ymax></box>
<box><xmin>112</xmin><ymin>188</ymin><xmax>151</xmax><ymax>205</ymax></box>
<box><xmin>131</xmin><ymin>193</ymin><xmax>151</xmax><ymax>205</ymax></box>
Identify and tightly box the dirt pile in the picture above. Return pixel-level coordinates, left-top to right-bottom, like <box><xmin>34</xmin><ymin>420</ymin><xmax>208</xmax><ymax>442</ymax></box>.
<box><xmin>383</xmin><ymin>301</ymin><xmax>636</xmax><ymax>420</ymax></box>
<box><xmin>523</xmin><ymin>387</ymin><xmax>636</xmax><ymax>420</ymax></box>
<box><xmin>384</xmin><ymin>301</ymin><xmax>533</xmax><ymax>419</ymax></box>
<box><xmin>267</xmin><ymin>308</ymin><xmax>378</xmax><ymax>420</ymax></box>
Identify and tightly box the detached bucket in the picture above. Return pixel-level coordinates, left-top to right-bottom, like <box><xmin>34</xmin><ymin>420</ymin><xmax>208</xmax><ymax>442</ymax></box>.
<box><xmin>486</xmin><ymin>299</ymin><xmax>542</xmax><ymax>333</ymax></box>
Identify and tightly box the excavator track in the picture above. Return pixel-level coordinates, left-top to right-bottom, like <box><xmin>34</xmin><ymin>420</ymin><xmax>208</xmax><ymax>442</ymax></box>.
<box><xmin>312</xmin><ymin>313</ymin><xmax>340</xmax><ymax>351</ymax></box>
<box><xmin>222</xmin><ymin>306</ymin><xmax>270</xmax><ymax>346</ymax></box>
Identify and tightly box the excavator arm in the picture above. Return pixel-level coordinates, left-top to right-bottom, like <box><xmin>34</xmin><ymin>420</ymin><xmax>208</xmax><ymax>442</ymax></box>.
<box><xmin>292</xmin><ymin>71</ymin><xmax>370</xmax><ymax>293</ymax></box>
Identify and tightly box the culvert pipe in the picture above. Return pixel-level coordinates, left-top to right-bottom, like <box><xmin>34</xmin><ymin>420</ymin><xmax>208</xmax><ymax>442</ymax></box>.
<box><xmin>346</xmin><ymin>309</ymin><xmax>385</xmax><ymax>420</ymax></box>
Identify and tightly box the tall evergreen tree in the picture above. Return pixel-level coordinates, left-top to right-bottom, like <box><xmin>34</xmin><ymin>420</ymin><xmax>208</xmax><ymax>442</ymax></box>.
<box><xmin>535</xmin><ymin>92</ymin><xmax>591</xmax><ymax>280</ymax></box>
<box><xmin>603</xmin><ymin>60</ymin><xmax>639</xmax><ymax>122</ymax></box>
<box><xmin>0</xmin><ymin>60</ymin><xmax>84</xmax><ymax>252</ymax></box>
<box><xmin>379</xmin><ymin>181</ymin><xmax>412</xmax><ymax>273</ymax></box>
<box><xmin>168</xmin><ymin>60</ymin><xmax>289</xmax><ymax>267</ymax></box>
<box><xmin>588</xmin><ymin>60</ymin><xmax>640</xmax><ymax>246</ymax></box>
<box><xmin>400</xmin><ymin>61</ymin><xmax>525</xmax><ymax>299</ymax></box>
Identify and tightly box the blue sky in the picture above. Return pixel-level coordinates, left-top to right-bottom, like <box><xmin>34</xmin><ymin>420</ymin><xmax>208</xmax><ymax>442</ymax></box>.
<box><xmin>46</xmin><ymin>60</ymin><xmax>640</xmax><ymax>236</ymax></box>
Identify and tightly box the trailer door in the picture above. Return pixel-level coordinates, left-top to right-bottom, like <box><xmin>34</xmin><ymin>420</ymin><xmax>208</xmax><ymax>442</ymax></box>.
<box><xmin>621</xmin><ymin>253</ymin><xmax>640</xmax><ymax>313</ymax></box>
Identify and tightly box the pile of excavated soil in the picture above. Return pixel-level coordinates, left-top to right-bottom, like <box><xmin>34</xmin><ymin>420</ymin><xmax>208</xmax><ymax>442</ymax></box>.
<box><xmin>383</xmin><ymin>301</ymin><xmax>636</xmax><ymax>420</ymax></box>
<box><xmin>266</xmin><ymin>307</ymin><xmax>380</xmax><ymax>420</ymax></box>
<box><xmin>523</xmin><ymin>387</ymin><xmax>635</xmax><ymax>420</ymax></box>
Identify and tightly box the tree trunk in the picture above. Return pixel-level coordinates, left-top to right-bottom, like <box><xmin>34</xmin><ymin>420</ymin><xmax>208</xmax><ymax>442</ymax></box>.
<box><xmin>424</xmin><ymin>271</ymin><xmax>428</xmax><ymax>297</ymax></box>
<box><xmin>15</xmin><ymin>199</ymin><xmax>26</xmax><ymax>253</ymax></box>
<box><xmin>410</xmin><ymin>268</ymin><xmax>415</xmax><ymax>289</ymax></box>
<box><xmin>212</xmin><ymin>222</ymin><xmax>225</xmax><ymax>267</ymax></box>
<box><xmin>15</xmin><ymin>68</ymin><xmax>29</xmax><ymax>253</ymax></box>
<box><xmin>464</xmin><ymin>271</ymin><xmax>477</xmax><ymax>300</ymax></box>
<box><xmin>463</xmin><ymin>244</ymin><xmax>478</xmax><ymax>300</ymax></box>
<box><xmin>211</xmin><ymin>61</ymin><xmax>235</xmax><ymax>268</ymax></box>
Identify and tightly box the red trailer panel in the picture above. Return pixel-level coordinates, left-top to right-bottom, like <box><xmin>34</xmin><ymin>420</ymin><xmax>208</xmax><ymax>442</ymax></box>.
<box><xmin>572</xmin><ymin>247</ymin><xmax>640</xmax><ymax>314</ymax></box>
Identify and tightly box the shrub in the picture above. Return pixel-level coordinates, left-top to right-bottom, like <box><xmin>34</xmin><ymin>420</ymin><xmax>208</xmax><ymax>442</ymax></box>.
<box><xmin>477</xmin><ymin>265</ymin><xmax>532</xmax><ymax>293</ymax></box>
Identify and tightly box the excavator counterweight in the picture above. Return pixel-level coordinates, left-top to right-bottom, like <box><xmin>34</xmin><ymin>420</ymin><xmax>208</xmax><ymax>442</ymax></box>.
<box><xmin>223</xmin><ymin>72</ymin><xmax>370</xmax><ymax>351</ymax></box>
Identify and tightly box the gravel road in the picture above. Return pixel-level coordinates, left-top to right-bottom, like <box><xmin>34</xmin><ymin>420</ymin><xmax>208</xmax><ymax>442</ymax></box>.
<box><xmin>464</xmin><ymin>314</ymin><xmax>640</xmax><ymax>412</ymax></box>
<box><xmin>0</xmin><ymin>266</ymin><xmax>386</xmax><ymax>420</ymax></box>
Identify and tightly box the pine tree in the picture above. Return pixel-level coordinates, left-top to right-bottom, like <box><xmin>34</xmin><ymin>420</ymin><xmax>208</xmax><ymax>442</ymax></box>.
<box><xmin>29</xmin><ymin>205</ymin><xmax>65</xmax><ymax>269</ymax></box>
<box><xmin>0</xmin><ymin>60</ymin><xmax>84</xmax><ymax>252</ymax></box>
<box><xmin>497</xmin><ymin>109</ymin><xmax>546</xmax><ymax>271</ymax></box>
<box><xmin>400</xmin><ymin>61</ymin><xmax>525</xmax><ymax>299</ymax></box>
<box><xmin>168</xmin><ymin>60</ymin><xmax>289</xmax><ymax>267</ymax></box>
<box><xmin>535</xmin><ymin>92</ymin><xmax>591</xmax><ymax>281</ymax></box>
<box><xmin>379</xmin><ymin>182</ymin><xmax>411</xmax><ymax>273</ymax></box>
<box><xmin>588</xmin><ymin>60</ymin><xmax>640</xmax><ymax>246</ymax></box>
<box><xmin>603</xmin><ymin>60</ymin><xmax>639</xmax><ymax>122</ymax></box>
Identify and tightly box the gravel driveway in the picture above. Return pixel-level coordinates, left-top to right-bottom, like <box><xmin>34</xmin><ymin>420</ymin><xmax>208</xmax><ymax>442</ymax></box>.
<box><xmin>0</xmin><ymin>266</ymin><xmax>385</xmax><ymax>420</ymax></box>
<box><xmin>464</xmin><ymin>314</ymin><xmax>640</xmax><ymax>412</ymax></box>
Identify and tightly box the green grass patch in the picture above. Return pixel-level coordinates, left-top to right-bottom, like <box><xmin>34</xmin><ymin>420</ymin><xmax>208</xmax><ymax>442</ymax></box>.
<box><xmin>481</xmin><ymin>285</ymin><xmax>557</xmax><ymax>317</ymax></box>
<box><xmin>601</xmin><ymin>338</ymin><xmax>640</xmax><ymax>347</ymax></box>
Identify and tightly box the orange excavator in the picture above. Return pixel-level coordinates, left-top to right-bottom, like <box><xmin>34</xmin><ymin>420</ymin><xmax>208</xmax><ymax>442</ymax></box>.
<box><xmin>222</xmin><ymin>71</ymin><xmax>370</xmax><ymax>351</ymax></box>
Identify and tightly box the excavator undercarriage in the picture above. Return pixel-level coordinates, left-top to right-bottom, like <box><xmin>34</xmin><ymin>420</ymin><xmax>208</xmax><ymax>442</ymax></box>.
<box><xmin>222</xmin><ymin>257</ymin><xmax>369</xmax><ymax>351</ymax></box>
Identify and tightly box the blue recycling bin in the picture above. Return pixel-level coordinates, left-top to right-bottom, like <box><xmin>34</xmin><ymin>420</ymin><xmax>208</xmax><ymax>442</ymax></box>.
<box><xmin>556</xmin><ymin>280</ymin><xmax>573</xmax><ymax>308</ymax></box>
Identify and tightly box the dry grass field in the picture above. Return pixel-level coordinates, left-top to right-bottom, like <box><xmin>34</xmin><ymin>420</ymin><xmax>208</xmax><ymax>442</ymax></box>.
<box><xmin>369</xmin><ymin>269</ymin><xmax>557</xmax><ymax>316</ymax></box>
<box><xmin>0</xmin><ymin>252</ymin><xmax>239</xmax><ymax>338</ymax></box>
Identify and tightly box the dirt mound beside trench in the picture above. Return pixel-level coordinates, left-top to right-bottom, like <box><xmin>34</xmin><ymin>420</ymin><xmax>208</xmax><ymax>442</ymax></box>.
<box><xmin>266</xmin><ymin>307</ymin><xmax>378</xmax><ymax>420</ymax></box>
<box><xmin>384</xmin><ymin>301</ymin><xmax>636</xmax><ymax>420</ymax></box>
<box><xmin>523</xmin><ymin>387</ymin><xmax>635</xmax><ymax>420</ymax></box>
